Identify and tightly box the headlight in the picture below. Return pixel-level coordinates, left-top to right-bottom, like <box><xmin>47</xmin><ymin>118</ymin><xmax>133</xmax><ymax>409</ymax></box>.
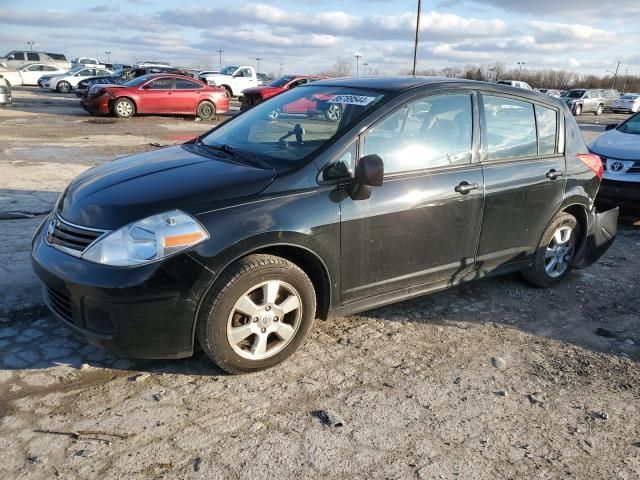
<box><xmin>82</xmin><ymin>210</ymin><xmax>208</xmax><ymax>266</ymax></box>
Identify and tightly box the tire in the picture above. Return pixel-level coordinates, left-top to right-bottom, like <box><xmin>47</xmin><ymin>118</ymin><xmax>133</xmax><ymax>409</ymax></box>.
<box><xmin>197</xmin><ymin>254</ymin><xmax>317</xmax><ymax>374</ymax></box>
<box><xmin>595</xmin><ymin>104</ymin><xmax>603</xmax><ymax>116</ymax></box>
<box><xmin>223</xmin><ymin>86</ymin><xmax>232</xmax><ymax>98</ymax></box>
<box><xmin>197</xmin><ymin>100</ymin><xmax>216</xmax><ymax>120</ymax></box>
<box><xmin>324</xmin><ymin>104</ymin><xmax>342</xmax><ymax>121</ymax></box>
<box><xmin>573</xmin><ymin>104</ymin><xmax>582</xmax><ymax>116</ymax></box>
<box><xmin>57</xmin><ymin>81</ymin><xmax>71</xmax><ymax>93</ymax></box>
<box><xmin>112</xmin><ymin>98</ymin><xmax>135</xmax><ymax>118</ymax></box>
<box><xmin>521</xmin><ymin>212</ymin><xmax>582</xmax><ymax>288</ymax></box>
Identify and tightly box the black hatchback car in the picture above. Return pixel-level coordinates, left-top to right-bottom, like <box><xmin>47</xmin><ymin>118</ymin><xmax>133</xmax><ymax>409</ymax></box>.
<box><xmin>32</xmin><ymin>77</ymin><xmax>618</xmax><ymax>373</ymax></box>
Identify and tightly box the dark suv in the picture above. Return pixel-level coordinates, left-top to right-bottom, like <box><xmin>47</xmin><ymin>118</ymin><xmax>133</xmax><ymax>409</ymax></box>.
<box><xmin>32</xmin><ymin>77</ymin><xmax>617</xmax><ymax>373</ymax></box>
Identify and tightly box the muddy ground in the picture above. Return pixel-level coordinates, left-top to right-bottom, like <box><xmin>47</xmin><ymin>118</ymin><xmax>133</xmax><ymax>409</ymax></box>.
<box><xmin>0</xmin><ymin>87</ymin><xmax>639</xmax><ymax>479</ymax></box>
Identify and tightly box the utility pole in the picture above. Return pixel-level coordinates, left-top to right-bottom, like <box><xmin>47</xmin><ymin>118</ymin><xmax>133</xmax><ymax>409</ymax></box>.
<box><xmin>27</xmin><ymin>41</ymin><xmax>35</xmax><ymax>51</ymax></box>
<box><xmin>104</xmin><ymin>51</ymin><xmax>111</xmax><ymax>63</ymax></box>
<box><xmin>279</xmin><ymin>63</ymin><xmax>284</xmax><ymax>77</ymax></box>
<box><xmin>353</xmin><ymin>53</ymin><xmax>362</xmax><ymax>76</ymax></box>
<box><xmin>611</xmin><ymin>60</ymin><xmax>621</xmax><ymax>88</ymax></box>
<box><xmin>255</xmin><ymin>57</ymin><xmax>262</xmax><ymax>73</ymax></box>
<box><xmin>412</xmin><ymin>0</ymin><xmax>422</xmax><ymax>76</ymax></box>
<box><xmin>216</xmin><ymin>49</ymin><xmax>223</xmax><ymax>70</ymax></box>
<box><xmin>518</xmin><ymin>61</ymin><xmax>525</xmax><ymax>79</ymax></box>
<box><xmin>622</xmin><ymin>69</ymin><xmax>629</xmax><ymax>93</ymax></box>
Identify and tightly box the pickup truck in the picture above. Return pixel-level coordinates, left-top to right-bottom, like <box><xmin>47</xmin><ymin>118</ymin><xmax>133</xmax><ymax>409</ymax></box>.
<box><xmin>202</xmin><ymin>66</ymin><xmax>258</xmax><ymax>97</ymax></box>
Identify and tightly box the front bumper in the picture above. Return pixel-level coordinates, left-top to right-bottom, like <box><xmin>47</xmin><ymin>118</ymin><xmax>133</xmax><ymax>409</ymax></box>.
<box><xmin>81</xmin><ymin>95</ymin><xmax>111</xmax><ymax>115</ymax></box>
<box><xmin>597</xmin><ymin>179</ymin><xmax>640</xmax><ymax>209</ymax></box>
<box><xmin>31</xmin><ymin>218</ymin><xmax>215</xmax><ymax>359</ymax></box>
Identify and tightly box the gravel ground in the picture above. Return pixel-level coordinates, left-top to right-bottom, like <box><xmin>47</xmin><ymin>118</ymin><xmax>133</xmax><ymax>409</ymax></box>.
<box><xmin>1</xmin><ymin>87</ymin><xmax>639</xmax><ymax>480</ymax></box>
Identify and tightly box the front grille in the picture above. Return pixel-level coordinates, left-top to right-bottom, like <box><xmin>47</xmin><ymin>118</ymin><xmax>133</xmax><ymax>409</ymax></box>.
<box><xmin>46</xmin><ymin>214</ymin><xmax>107</xmax><ymax>255</ymax></box>
<box><xmin>46</xmin><ymin>287</ymin><xmax>73</xmax><ymax>323</ymax></box>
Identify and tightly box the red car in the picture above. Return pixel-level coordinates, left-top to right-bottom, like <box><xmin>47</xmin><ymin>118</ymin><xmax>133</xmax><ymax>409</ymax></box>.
<box><xmin>240</xmin><ymin>75</ymin><xmax>327</xmax><ymax>111</ymax></box>
<box><xmin>81</xmin><ymin>74</ymin><xmax>229</xmax><ymax>120</ymax></box>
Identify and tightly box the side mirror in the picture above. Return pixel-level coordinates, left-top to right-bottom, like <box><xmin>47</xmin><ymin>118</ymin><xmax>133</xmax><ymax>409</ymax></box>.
<box><xmin>351</xmin><ymin>155</ymin><xmax>384</xmax><ymax>200</ymax></box>
<box><xmin>605</xmin><ymin>123</ymin><xmax>618</xmax><ymax>131</ymax></box>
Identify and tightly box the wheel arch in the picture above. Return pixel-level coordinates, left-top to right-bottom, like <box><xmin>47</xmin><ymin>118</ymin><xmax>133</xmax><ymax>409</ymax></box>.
<box><xmin>192</xmin><ymin>242</ymin><xmax>333</xmax><ymax>347</ymax></box>
<box><xmin>110</xmin><ymin>95</ymin><xmax>137</xmax><ymax>114</ymax></box>
<box><xmin>539</xmin><ymin>201</ymin><xmax>589</xmax><ymax>254</ymax></box>
<box><xmin>220</xmin><ymin>84</ymin><xmax>233</xmax><ymax>96</ymax></box>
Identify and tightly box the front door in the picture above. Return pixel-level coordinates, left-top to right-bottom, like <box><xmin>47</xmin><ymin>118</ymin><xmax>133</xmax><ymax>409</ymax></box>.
<box><xmin>138</xmin><ymin>76</ymin><xmax>175</xmax><ymax>113</ymax></box>
<box><xmin>476</xmin><ymin>93</ymin><xmax>565</xmax><ymax>270</ymax></box>
<box><xmin>340</xmin><ymin>91</ymin><xmax>484</xmax><ymax>303</ymax></box>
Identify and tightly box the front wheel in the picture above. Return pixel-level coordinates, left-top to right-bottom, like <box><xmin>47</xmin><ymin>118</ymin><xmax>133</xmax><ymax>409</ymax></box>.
<box><xmin>197</xmin><ymin>254</ymin><xmax>316</xmax><ymax>374</ymax></box>
<box><xmin>573</xmin><ymin>104</ymin><xmax>582</xmax><ymax>116</ymax></box>
<box><xmin>595</xmin><ymin>104</ymin><xmax>603</xmax><ymax>115</ymax></box>
<box><xmin>197</xmin><ymin>100</ymin><xmax>216</xmax><ymax>120</ymax></box>
<box><xmin>324</xmin><ymin>104</ymin><xmax>342</xmax><ymax>121</ymax></box>
<box><xmin>57</xmin><ymin>81</ymin><xmax>71</xmax><ymax>93</ymax></box>
<box><xmin>522</xmin><ymin>213</ymin><xmax>581</xmax><ymax>288</ymax></box>
<box><xmin>112</xmin><ymin>98</ymin><xmax>135</xmax><ymax>118</ymax></box>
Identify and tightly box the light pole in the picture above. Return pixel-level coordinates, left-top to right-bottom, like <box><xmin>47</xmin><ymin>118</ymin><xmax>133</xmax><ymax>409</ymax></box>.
<box><xmin>27</xmin><ymin>41</ymin><xmax>35</xmax><ymax>51</ymax></box>
<box><xmin>255</xmin><ymin>57</ymin><xmax>262</xmax><ymax>72</ymax></box>
<box><xmin>104</xmin><ymin>51</ymin><xmax>111</xmax><ymax>63</ymax></box>
<box><xmin>611</xmin><ymin>60</ymin><xmax>621</xmax><ymax>88</ymax></box>
<box><xmin>412</xmin><ymin>0</ymin><xmax>422</xmax><ymax>76</ymax></box>
<box><xmin>362</xmin><ymin>62</ymin><xmax>369</xmax><ymax>75</ymax></box>
<box><xmin>517</xmin><ymin>61</ymin><xmax>525</xmax><ymax>79</ymax></box>
<box><xmin>488</xmin><ymin>67</ymin><xmax>495</xmax><ymax>82</ymax></box>
<box><xmin>216</xmin><ymin>49</ymin><xmax>223</xmax><ymax>70</ymax></box>
<box><xmin>279</xmin><ymin>63</ymin><xmax>284</xmax><ymax>77</ymax></box>
<box><xmin>353</xmin><ymin>53</ymin><xmax>362</xmax><ymax>76</ymax></box>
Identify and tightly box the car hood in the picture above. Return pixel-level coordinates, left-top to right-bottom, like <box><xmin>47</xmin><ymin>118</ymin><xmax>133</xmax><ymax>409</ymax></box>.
<box><xmin>590</xmin><ymin>128</ymin><xmax>640</xmax><ymax>160</ymax></box>
<box><xmin>58</xmin><ymin>145</ymin><xmax>276</xmax><ymax>229</ymax></box>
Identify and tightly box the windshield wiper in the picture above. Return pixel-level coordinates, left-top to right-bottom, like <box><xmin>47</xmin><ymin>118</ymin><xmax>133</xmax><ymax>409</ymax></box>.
<box><xmin>195</xmin><ymin>141</ymin><xmax>270</xmax><ymax>168</ymax></box>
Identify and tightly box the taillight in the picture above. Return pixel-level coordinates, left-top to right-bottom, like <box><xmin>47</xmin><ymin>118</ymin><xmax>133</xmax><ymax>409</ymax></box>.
<box><xmin>577</xmin><ymin>153</ymin><xmax>603</xmax><ymax>180</ymax></box>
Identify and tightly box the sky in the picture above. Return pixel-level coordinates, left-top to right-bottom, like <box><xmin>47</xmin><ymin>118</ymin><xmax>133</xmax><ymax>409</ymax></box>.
<box><xmin>0</xmin><ymin>0</ymin><xmax>637</xmax><ymax>77</ymax></box>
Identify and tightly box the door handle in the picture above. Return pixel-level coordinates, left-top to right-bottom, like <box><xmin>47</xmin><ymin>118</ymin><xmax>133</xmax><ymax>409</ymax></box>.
<box><xmin>546</xmin><ymin>169</ymin><xmax>562</xmax><ymax>180</ymax></box>
<box><xmin>455</xmin><ymin>181</ymin><xmax>479</xmax><ymax>195</ymax></box>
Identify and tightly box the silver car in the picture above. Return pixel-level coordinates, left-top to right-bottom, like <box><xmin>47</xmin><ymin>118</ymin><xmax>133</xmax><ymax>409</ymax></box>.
<box><xmin>612</xmin><ymin>94</ymin><xmax>640</xmax><ymax>113</ymax></box>
<box><xmin>589</xmin><ymin>113</ymin><xmax>640</xmax><ymax>208</ymax></box>
<box><xmin>561</xmin><ymin>89</ymin><xmax>605</xmax><ymax>116</ymax></box>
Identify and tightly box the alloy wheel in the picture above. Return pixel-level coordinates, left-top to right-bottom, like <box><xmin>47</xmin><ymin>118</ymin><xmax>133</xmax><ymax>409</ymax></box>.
<box><xmin>544</xmin><ymin>226</ymin><xmax>576</xmax><ymax>278</ymax></box>
<box><xmin>226</xmin><ymin>280</ymin><xmax>303</xmax><ymax>361</ymax></box>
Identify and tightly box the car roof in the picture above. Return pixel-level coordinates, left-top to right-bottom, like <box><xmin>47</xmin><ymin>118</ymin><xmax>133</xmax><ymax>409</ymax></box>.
<box><xmin>304</xmin><ymin>76</ymin><xmax>566</xmax><ymax>107</ymax></box>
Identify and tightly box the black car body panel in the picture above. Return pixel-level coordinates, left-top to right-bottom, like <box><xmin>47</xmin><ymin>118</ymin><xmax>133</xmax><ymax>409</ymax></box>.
<box><xmin>32</xmin><ymin>77</ymin><xmax>617</xmax><ymax>359</ymax></box>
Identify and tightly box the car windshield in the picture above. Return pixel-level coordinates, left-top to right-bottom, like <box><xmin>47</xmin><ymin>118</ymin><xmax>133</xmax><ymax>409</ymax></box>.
<box><xmin>123</xmin><ymin>75</ymin><xmax>152</xmax><ymax>87</ymax></box>
<box><xmin>269</xmin><ymin>76</ymin><xmax>295</xmax><ymax>87</ymax></box>
<box><xmin>565</xmin><ymin>90</ymin><xmax>586</xmax><ymax>98</ymax></box>
<box><xmin>199</xmin><ymin>85</ymin><xmax>388</xmax><ymax>168</ymax></box>
<box><xmin>220</xmin><ymin>66</ymin><xmax>238</xmax><ymax>75</ymax></box>
<box><xmin>617</xmin><ymin>113</ymin><xmax>640</xmax><ymax>135</ymax></box>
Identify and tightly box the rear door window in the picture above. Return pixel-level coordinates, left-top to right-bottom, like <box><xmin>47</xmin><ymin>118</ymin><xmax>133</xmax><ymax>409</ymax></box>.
<box><xmin>175</xmin><ymin>78</ymin><xmax>202</xmax><ymax>89</ymax></box>
<box><xmin>483</xmin><ymin>95</ymin><xmax>537</xmax><ymax>160</ymax></box>
<box><xmin>363</xmin><ymin>93</ymin><xmax>474</xmax><ymax>174</ymax></box>
<box><xmin>535</xmin><ymin>105</ymin><xmax>558</xmax><ymax>155</ymax></box>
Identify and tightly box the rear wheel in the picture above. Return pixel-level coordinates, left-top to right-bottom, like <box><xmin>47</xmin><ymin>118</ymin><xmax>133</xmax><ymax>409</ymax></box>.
<box><xmin>522</xmin><ymin>213</ymin><xmax>581</xmax><ymax>288</ymax></box>
<box><xmin>573</xmin><ymin>104</ymin><xmax>582</xmax><ymax>116</ymax></box>
<box><xmin>324</xmin><ymin>104</ymin><xmax>342</xmax><ymax>121</ymax></box>
<box><xmin>197</xmin><ymin>254</ymin><xmax>316</xmax><ymax>374</ymax></box>
<box><xmin>57</xmin><ymin>81</ymin><xmax>71</xmax><ymax>93</ymax></box>
<box><xmin>267</xmin><ymin>108</ymin><xmax>281</xmax><ymax>120</ymax></box>
<box><xmin>595</xmin><ymin>104</ymin><xmax>603</xmax><ymax>115</ymax></box>
<box><xmin>197</xmin><ymin>100</ymin><xmax>216</xmax><ymax>120</ymax></box>
<box><xmin>112</xmin><ymin>98</ymin><xmax>135</xmax><ymax>118</ymax></box>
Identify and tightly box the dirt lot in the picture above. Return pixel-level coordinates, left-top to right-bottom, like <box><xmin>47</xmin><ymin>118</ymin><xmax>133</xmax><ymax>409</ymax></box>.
<box><xmin>1</xmin><ymin>87</ymin><xmax>639</xmax><ymax>479</ymax></box>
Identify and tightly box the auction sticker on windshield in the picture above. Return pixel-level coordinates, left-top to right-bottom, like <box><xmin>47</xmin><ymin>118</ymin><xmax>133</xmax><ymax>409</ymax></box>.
<box><xmin>328</xmin><ymin>94</ymin><xmax>377</xmax><ymax>106</ymax></box>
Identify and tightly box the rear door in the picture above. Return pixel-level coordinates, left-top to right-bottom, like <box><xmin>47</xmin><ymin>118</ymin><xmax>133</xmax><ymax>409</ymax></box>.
<box><xmin>476</xmin><ymin>92</ymin><xmax>565</xmax><ymax>270</ymax></box>
<box><xmin>173</xmin><ymin>77</ymin><xmax>204</xmax><ymax>113</ymax></box>
<box><xmin>137</xmin><ymin>77</ymin><xmax>175</xmax><ymax>113</ymax></box>
<box><xmin>339</xmin><ymin>90</ymin><xmax>484</xmax><ymax>303</ymax></box>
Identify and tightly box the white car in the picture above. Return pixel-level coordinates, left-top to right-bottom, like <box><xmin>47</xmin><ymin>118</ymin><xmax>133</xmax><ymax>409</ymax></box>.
<box><xmin>39</xmin><ymin>67</ymin><xmax>112</xmax><ymax>93</ymax></box>
<box><xmin>612</xmin><ymin>94</ymin><xmax>640</xmax><ymax>113</ymax></box>
<box><xmin>496</xmin><ymin>80</ymin><xmax>533</xmax><ymax>90</ymax></box>
<box><xmin>71</xmin><ymin>57</ymin><xmax>100</xmax><ymax>68</ymax></box>
<box><xmin>0</xmin><ymin>63</ymin><xmax>65</xmax><ymax>86</ymax></box>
